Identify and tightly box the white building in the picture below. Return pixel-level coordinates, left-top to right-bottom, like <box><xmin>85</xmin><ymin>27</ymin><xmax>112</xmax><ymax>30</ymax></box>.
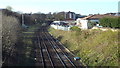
<box><xmin>76</xmin><ymin>15</ymin><xmax>106</xmax><ymax>29</ymax></box>
<box><xmin>51</xmin><ymin>21</ymin><xmax>71</xmax><ymax>31</ymax></box>
<box><xmin>76</xmin><ymin>18</ymin><xmax>89</xmax><ymax>29</ymax></box>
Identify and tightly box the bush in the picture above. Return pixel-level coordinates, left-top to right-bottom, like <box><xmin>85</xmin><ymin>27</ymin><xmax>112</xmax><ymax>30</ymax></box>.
<box><xmin>100</xmin><ymin>17</ymin><xmax>120</xmax><ymax>28</ymax></box>
<box><xmin>70</xmin><ymin>26</ymin><xmax>81</xmax><ymax>31</ymax></box>
<box><xmin>49</xmin><ymin>27</ymin><xmax>119</xmax><ymax>66</ymax></box>
<box><xmin>2</xmin><ymin>13</ymin><xmax>21</xmax><ymax>58</ymax></box>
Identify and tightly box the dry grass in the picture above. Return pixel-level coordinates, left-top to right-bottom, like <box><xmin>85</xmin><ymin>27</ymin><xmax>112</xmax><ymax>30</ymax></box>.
<box><xmin>48</xmin><ymin>27</ymin><xmax>119</xmax><ymax>66</ymax></box>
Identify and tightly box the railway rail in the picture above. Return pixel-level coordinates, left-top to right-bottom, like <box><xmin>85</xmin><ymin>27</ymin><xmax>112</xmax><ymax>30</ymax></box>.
<box><xmin>45</xmin><ymin>32</ymin><xmax>77</xmax><ymax>67</ymax></box>
<box><xmin>34</xmin><ymin>26</ymin><xmax>83</xmax><ymax>68</ymax></box>
<box><xmin>37</xmin><ymin>28</ymin><xmax>67</xmax><ymax>68</ymax></box>
<box><xmin>2</xmin><ymin>25</ymin><xmax>85</xmax><ymax>68</ymax></box>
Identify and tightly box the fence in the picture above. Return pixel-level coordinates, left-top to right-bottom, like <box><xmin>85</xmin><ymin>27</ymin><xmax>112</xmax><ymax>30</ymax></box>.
<box><xmin>50</xmin><ymin>24</ymin><xmax>71</xmax><ymax>31</ymax></box>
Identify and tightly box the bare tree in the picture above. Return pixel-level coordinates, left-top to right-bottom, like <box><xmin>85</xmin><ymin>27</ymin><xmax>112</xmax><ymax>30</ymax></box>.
<box><xmin>2</xmin><ymin>10</ymin><xmax>21</xmax><ymax>65</ymax></box>
<box><xmin>6</xmin><ymin>6</ymin><xmax>12</xmax><ymax>11</ymax></box>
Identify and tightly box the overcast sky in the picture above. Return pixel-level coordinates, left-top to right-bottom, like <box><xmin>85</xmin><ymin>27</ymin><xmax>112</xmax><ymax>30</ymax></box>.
<box><xmin>0</xmin><ymin>0</ymin><xmax>119</xmax><ymax>15</ymax></box>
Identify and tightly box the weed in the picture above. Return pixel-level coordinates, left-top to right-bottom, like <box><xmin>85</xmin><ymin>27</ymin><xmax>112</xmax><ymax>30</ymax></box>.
<box><xmin>48</xmin><ymin>27</ymin><xmax>119</xmax><ymax>66</ymax></box>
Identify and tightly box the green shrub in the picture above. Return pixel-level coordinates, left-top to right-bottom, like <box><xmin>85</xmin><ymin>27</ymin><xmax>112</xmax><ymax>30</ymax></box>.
<box><xmin>48</xmin><ymin>27</ymin><xmax>119</xmax><ymax>66</ymax></box>
<box><xmin>100</xmin><ymin>17</ymin><xmax>119</xmax><ymax>28</ymax></box>
<box><xmin>70</xmin><ymin>26</ymin><xmax>81</xmax><ymax>31</ymax></box>
<box><xmin>70</xmin><ymin>26</ymin><xmax>82</xmax><ymax>35</ymax></box>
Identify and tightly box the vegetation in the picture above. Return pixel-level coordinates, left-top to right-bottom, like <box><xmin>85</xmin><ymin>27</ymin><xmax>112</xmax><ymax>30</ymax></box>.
<box><xmin>70</xmin><ymin>26</ymin><xmax>81</xmax><ymax>32</ymax></box>
<box><xmin>2</xmin><ymin>14</ymin><xmax>21</xmax><ymax>53</ymax></box>
<box><xmin>100</xmin><ymin>17</ymin><xmax>120</xmax><ymax>28</ymax></box>
<box><xmin>2</xmin><ymin>10</ymin><xmax>22</xmax><ymax>66</ymax></box>
<box><xmin>48</xmin><ymin>27</ymin><xmax>119</xmax><ymax>66</ymax></box>
<box><xmin>52</xmin><ymin>12</ymin><xmax>65</xmax><ymax>20</ymax></box>
<box><xmin>20</xmin><ymin>32</ymin><xmax>35</xmax><ymax>66</ymax></box>
<box><xmin>6</xmin><ymin>6</ymin><xmax>12</xmax><ymax>11</ymax></box>
<box><xmin>17</xmin><ymin>24</ymin><xmax>41</xmax><ymax>66</ymax></box>
<box><xmin>1</xmin><ymin>9</ymin><xmax>44</xmax><ymax>66</ymax></box>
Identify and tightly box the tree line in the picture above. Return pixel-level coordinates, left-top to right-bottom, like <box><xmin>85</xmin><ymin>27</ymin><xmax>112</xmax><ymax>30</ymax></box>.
<box><xmin>100</xmin><ymin>17</ymin><xmax>120</xmax><ymax>28</ymax></box>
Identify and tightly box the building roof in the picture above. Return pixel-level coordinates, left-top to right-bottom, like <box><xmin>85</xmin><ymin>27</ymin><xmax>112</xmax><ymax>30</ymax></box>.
<box><xmin>67</xmin><ymin>11</ymin><xmax>75</xmax><ymax>14</ymax></box>
<box><xmin>84</xmin><ymin>14</ymin><xmax>119</xmax><ymax>20</ymax></box>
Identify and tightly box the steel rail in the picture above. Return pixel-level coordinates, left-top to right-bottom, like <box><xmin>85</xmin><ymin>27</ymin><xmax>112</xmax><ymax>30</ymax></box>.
<box><xmin>42</xmin><ymin>28</ymin><xmax>67</xmax><ymax>68</ymax></box>
<box><xmin>39</xmin><ymin>30</ymin><xmax>55</xmax><ymax>68</ymax></box>
<box><xmin>37</xmin><ymin>34</ymin><xmax>45</xmax><ymax>68</ymax></box>
<box><xmin>44</xmin><ymin>29</ymin><xmax>77</xmax><ymax>68</ymax></box>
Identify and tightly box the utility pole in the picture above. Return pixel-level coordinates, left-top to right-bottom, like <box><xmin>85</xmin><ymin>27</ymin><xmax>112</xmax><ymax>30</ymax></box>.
<box><xmin>22</xmin><ymin>14</ymin><xmax>24</xmax><ymax>26</ymax></box>
<box><xmin>35</xmin><ymin>19</ymin><xmax>37</xmax><ymax>24</ymax></box>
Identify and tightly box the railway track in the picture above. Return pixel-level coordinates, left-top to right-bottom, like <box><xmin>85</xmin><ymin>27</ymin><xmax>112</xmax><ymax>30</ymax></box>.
<box><xmin>34</xmin><ymin>26</ymin><xmax>83</xmax><ymax>68</ymax></box>
<box><xmin>38</xmin><ymin>31</ymin><xmax>54</xmax><ymax>68</ymax></box>
<box><xmin>36</xmin><ymin>28</ymin><xmax>67</xmax><ymax>68</ymax></box>
<box><xmin>44</xmin><ymin>32</ymin><xmax>77</xmax><ymax>67</ymax></box>
<box><xmin>45</xmin><ymin>30</ymin><xmax>84</xmax><ymax>67</ymax></box>
<box><xmin>2</xmin><ymin>25</ymin><xmax>85</xmax><ymax>68</ymax></box>
<box><xmin>2</xmin><ymin>25</ymin><xmax>84</xmax><ymax>68</ymax></box>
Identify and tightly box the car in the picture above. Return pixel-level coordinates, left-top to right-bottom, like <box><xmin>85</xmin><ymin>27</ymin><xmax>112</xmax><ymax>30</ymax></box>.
<box><xmin>74</xmin><ymin>57</ymin><xmax>80</xmax><ymax>60</ymax></box>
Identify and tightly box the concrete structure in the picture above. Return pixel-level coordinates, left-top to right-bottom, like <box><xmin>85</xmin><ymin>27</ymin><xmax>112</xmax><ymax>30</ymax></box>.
<box><xmin>0</xmin><ymin>9</ymin><xmax>2</xmax><ymax>68</ymax></box>
<box><xmin>76</xmin><ymin>18</ymin><xmax>89</xmax><ymax>29</ymax></box>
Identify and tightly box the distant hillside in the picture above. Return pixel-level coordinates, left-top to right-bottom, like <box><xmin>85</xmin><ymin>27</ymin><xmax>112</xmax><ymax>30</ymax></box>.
<box><xmin>48</xmin><ymin>28</ymin><xmax>119</xmax><ymax>66</ymax></box>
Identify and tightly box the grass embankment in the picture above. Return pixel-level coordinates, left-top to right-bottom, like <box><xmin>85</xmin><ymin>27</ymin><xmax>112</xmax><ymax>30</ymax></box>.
<box><xmin>48</xmin><ymin>28</ymin><xmax>119</xmax><ymax>66</ymax></box>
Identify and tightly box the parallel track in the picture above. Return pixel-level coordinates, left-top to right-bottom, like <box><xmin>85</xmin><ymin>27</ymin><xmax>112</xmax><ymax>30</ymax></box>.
<box><xmin>35</xmin><ymin>26</ymin><xmax>81</xmax><ymax>68</ymax></box>
<box><xmin>45</xmin><ymin>32</ymin><xmax>77</xmax><ymax>68</ymax></box>
<box><xmin>37</xmin><ymin>28</ymin><xmax>67</xmax><ymax>68</ymax></box>
<box><xmin>44</xmin><ymin>28</ymin><xmax>79</xmax><ymax>68</ymax></box>
<box><xmin>2</xmin><ymin>25</ymin><xmax>84</xmax><ymax>68</ymax></box>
